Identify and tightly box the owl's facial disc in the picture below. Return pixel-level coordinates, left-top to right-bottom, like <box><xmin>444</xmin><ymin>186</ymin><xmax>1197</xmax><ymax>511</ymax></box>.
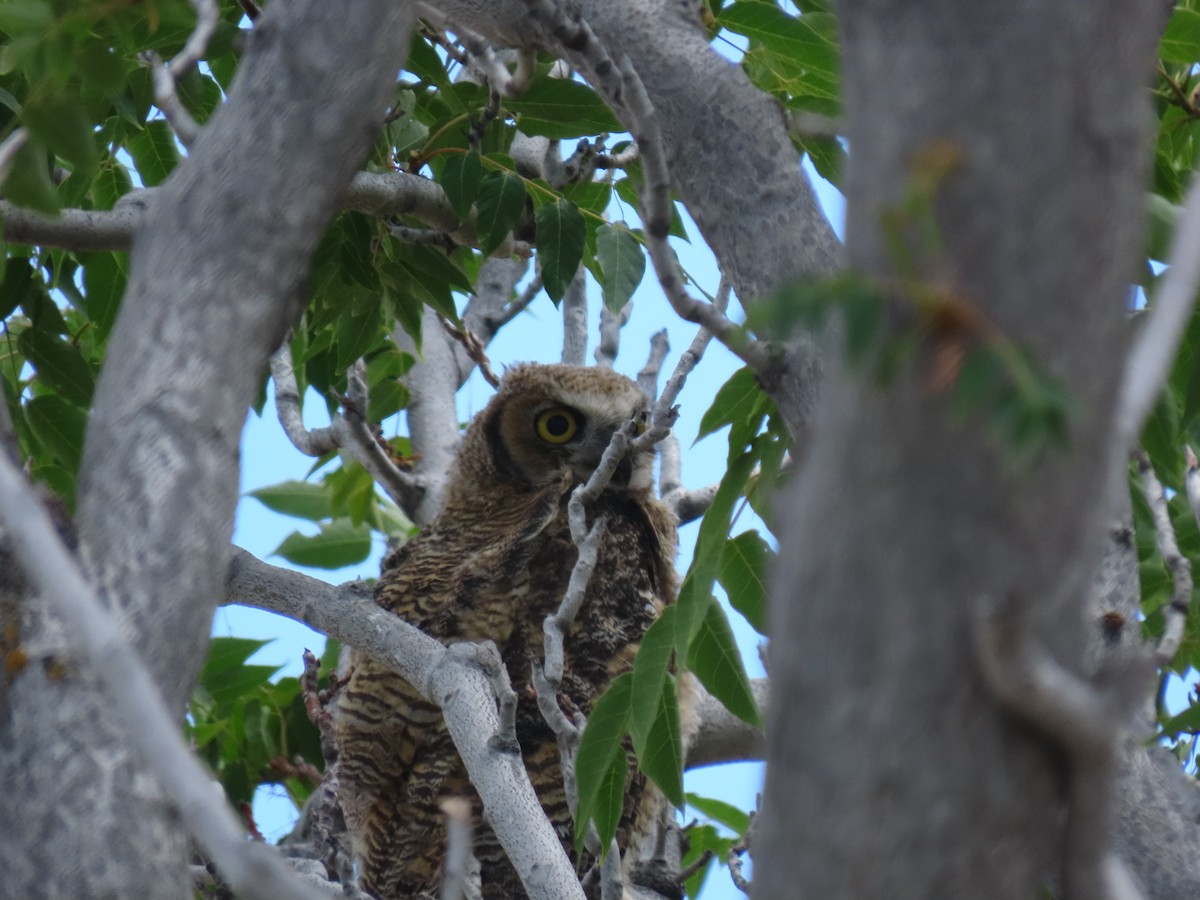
<box><xmin>486</xmin><ymin>364</ymin><xmax>656</xmax><ymax>491</ymax></box>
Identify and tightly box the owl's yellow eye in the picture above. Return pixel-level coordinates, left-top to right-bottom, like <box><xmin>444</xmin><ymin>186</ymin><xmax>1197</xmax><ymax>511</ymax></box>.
<box><xmin>633</xmin><ymin>411</ymin><xmax>649</xmax><ymax>436</ymax></box>
<box><xmin>535</xmin><ymin>407</ymin><xmax>580</xmax><ymax>444</ymax></box>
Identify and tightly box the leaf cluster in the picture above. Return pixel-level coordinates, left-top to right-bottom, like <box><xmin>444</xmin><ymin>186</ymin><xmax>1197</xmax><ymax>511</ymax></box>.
<box><xmin>574</xmin><ymin>368</ymin><xmax>783</xmax><ymax>856</ymax></box>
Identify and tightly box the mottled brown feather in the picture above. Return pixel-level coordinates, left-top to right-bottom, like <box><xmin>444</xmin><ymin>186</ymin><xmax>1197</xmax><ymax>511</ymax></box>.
<box><xmin>334</xmin><ymin>364</ymin><xmax>679</xmax><ymax>900</ymax></box>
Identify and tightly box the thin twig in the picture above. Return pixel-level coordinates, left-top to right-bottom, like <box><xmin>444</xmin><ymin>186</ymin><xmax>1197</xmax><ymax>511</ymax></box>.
<box><xmin>1134</xmin><ymin>448</ymin><xmax>1194</xmax><ymax>667</ymax></box>
<box><xmin>472</xmin><ymin>641</ymin><xmax>520</xmax><ymax>754</ymax></box>
<box><xmin>1186</xmin><ymin>445</ymin><xmax>1200</xmax><ymax>529</ymax></box>
<box><xmin>637</xmin><ymin>329</ymin><xmax>670</xmax><ymax>398</ymax></box>
<box><xmin>235</xmin><ymin>0</ymin><xmax>261</xmax><ymax>20</ymax></box>
<box><xmin>595</xmin><ymin>144</ymin><xmax>639</xmax><ymax>170</ymax></box>
<box><xmin>1116</xmin><ymin>170</ymin><xmax>1200</xmax><ymax>447</ymax></box>
<box><xmin>0</xmin><ymin>128</ymin><xmax>28</xmax><ymax>185</ymax></box>
<box><xmin>0</xmin><ymin>457</ymin><xmax>329</xmax><ymax>900</ymax></box>
<box><xmin>269</xmin><ymin>344</ymin><xmax>425</xmax><ymax>518</ymax></box>
<box><xmin>594</xmin><ymin>302</ymin><xmax>631</xmax><ymax>370</ymax></box>
<box><xmin>143</xmin><ymin>0</ymin><xmax>218</xmax><ymax>145</ymax></box>
<box><xmin>726</xmin><ymin>810</ymin><xmax>756</xmax><ymax>894</ymax></box>
<box><xmin>440</xmin><ymin>317</ymin><xmax>501</xmax><ymax>388</ymax></box>
<box><xmin>440</xmin><ymin>797</ymin><xmax>481</xmax><ymax>900</ymax></box>
<box><xmin>615</xmin><ymin>59</ymin><xmax>771</xmax><ymax>372</ymax></box>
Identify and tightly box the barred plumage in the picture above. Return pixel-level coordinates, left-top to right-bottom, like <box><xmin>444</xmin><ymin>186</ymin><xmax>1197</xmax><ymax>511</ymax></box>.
<box><xmin>334</xmin><ymin>363</ymin><xmax>680</xmax><ymax>899</ymax></box>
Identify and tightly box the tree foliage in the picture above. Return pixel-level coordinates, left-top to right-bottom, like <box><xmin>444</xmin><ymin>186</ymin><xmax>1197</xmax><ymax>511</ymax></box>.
<box><xmin>3</xmin><ymin>0</ymin><xmax>1200</xmax><ymax>898</ymax></box>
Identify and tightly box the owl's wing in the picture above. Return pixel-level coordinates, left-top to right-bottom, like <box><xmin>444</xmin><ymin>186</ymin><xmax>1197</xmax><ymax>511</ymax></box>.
<box><xmin>335</xmin><ymin>483</ymin><xmax>567</xmax><ymax>899</ymax></box>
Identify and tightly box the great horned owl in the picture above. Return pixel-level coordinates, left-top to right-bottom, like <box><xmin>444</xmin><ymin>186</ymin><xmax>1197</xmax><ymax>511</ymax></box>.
<box><xmin>334</xmin><ymin>362</ymin><xmax>679</xmax><ymax>899</ymax></box>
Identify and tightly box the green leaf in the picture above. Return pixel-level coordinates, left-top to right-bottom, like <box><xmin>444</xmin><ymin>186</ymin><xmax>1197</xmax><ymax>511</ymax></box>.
<box><xmin>20</xmin><ymin>92</ymin><xmax>98</xmax><ymax>178</ymax></box>
<box><xmin>0</xmin><ymin>257</ymin><xmax>34</xmax><ymax>320</ymax></box>
<box><xmin>367</xmin><ymin>379</ymin><xmax>409</xmax><ymax>422</ymax></box>
<box><xmin>17</xmin><ymin>329</ymin><xmax>95</xmax><ymax>406</ymax></box>
<box><xmin>687</xmin><ymin>597</ymin><xmax>762</xmax><ymax>728</ymax></box>
<box><xmin>721</xmin><ymin>5</ymin><xmax>840</xmax><ymax>83</ymax></box>
<box><xmin>91</xmin><ymin>161</ymin><xmax>133</xmax><ymax>210</ymax></box>
<box><xmin>476</xmin><ymin>172</ymin><xmax>527</xmax><ymax>256</ymax></box>
<box><xmin>24</xmin><ymin>395</ymin><xmax>86</xmax><ymax>472</ymax></box>
<box><xmin>80</xmin><ymin>251</ymin><xmax>126</xmax><ymax>339</ymax></box>
<box><xmin>127</xmin><ymin>120</ymin><xmax>180</xmax><ymax>187</ymax></box>
<box><xmin>336</xmin><ymin>302</ymin><xmax>383</xmax><ymax>373</ymax></box>
<box><xmin>1146</xmin><ymin>193</ymin><xmax>1180</xmax><ymax>263</ymax></box>
<box><xmin>4</xmin><ymin>137</ymin><xmax>58</xmax><ymax>215</ymax></box>
<box><xmin>535</xmin><ymin>199</ymin><xmax>585</xmax><ymax>303</ymax></box>
<box><xmin>676</xmin><ymin>448</ymin><xmax>758</xmax><ymax>643</ymax></box>
<box><xmin>441</xmin><ymin>151</ymin><xmax>482</xmax><ymax>222</ymax></box>
<box><xmin>575</xmin><ymin>671</ymin><xmax>632</xmax><ymax>848</ymax></box>
<box><xmin>0</xmin><ymin>1</ymin><xmax>53</xmax><ymax>34</ymax></box>
<box><xmin>505</xmin><ymin>78</ymin><xmax>622</xmax><ymax>139</ymax></box>
<box><xmin>636</xmin><ymin>675</ymin><xmax>684</xmax><ymax>808</ymax></box>
<box><xmin>272</xmin><ymin>519</ymin><xmax>372</xmax><ymax>569</ymax></box>
<box><xmin>593</xmin><ymin>748</ymin><xmax>629</xmax><ymax>854</ymax></box>
<box><xmin>248</xmin><ymin>480</ymin><xmax>334</xmax><ymax>521</ymax></box>
<box><xmin>202</xmin><ymin>637</ymin><xmax>272</xmax><ymax>673</ymax></box>
<box><xmin>204</xmin><ymin>665</ymin><xmax>281</xmax><ymax>706</ymax></box>
<box><xmin>1162</xmin><ymin>8</ymin><xmax>1200</xmax><ymax>64</ymax></box>
<box><xmin>685</xmin><ymin>793</ymin><xmax>751</xmax><ymax>835</ymax></box>
<box><xmin>596</xmin><ymin>223</ymin><xmax>645</xmax><ymax>313</ymax></box>
<box><xmin>718</xmin><ymin>531</ymin><xmax>772</xmax><ymax>634</ymax></box>
<box><xmin>696</xmin><ymin>367</ymin><xmax>761</xmax><ymax>442</ymax></box>
<box><xmin>1162</xmin><ymin>698</ymin><xmax>1200</xmax><ymax>740</ymax></box>
<box><xmin>630</xmin><ymin>607</ymin><xmax>676</xmax><ymax>751</ymax></box>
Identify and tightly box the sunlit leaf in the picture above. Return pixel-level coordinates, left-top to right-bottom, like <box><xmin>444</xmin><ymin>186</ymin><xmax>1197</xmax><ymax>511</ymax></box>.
<box><xmin>688</xmin><ymin>596</ymin><xmax>762</xmax><ymax>728</ymax></box>
<box><xmin>272</xmin><ymin>519</ymin><xmax>372</xmax><ymax>569</ymax></box>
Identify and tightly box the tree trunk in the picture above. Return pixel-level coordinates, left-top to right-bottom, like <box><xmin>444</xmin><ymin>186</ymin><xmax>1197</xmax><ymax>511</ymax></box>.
<box><xmin>757</xmin><ymin>2</ymin><xmax>1161</xmax><ymax>897</ymax></box>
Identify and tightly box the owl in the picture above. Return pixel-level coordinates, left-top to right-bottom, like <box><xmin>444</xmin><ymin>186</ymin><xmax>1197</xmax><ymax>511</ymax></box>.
<box><xmin>334</xmin><ymin>362</ymin><xmax>681</xmax><ymax>900</ymax></box>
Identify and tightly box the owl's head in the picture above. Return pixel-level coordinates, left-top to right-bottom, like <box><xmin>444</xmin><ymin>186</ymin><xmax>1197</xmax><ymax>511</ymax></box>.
<box><xmin>468</xmin><ymin>363</ymin><xmax>655</xmax><ymax>492</ymax></box>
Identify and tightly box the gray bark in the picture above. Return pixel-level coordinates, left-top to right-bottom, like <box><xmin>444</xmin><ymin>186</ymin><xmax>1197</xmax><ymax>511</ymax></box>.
<box><xmin>757</xmin><ymin>3</ymin><xmax>1162</xmax><ymax>899</ymax></box>
<box><xmin>0</xmin><ymin>0</ymin><xmax>413</xmax><ymax>895</ymax></box>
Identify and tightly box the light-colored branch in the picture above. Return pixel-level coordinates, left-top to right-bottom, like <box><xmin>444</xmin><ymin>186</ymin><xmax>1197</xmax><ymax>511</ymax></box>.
<box><xmin>664</xmin><ymin>482</ymin><xmax>716</xmax><ymax>525</ymax></box>
<box><xmin>1187</xmin><ymin>445</ymin><xmax>1200</xmax><ymax>528</ymax></box>
<box><xmin>686</xmin><ymin>679</ymin><xmax>768</xmax><ymax>768</ymax></box>
<box><xmin>594</xmin><ymin>302</ymin><xmax>631</xmax><ymax>370</ymax></box>
<box><xmin>395</xmin><ymin>308</ymin><xmax>464</xmax><ymax>524</ymax></box>
<box><xmin>1116</xmin><ymin>171</ymin><xmax>1200</xmax><ymax>448</ymax></box>
<box><xmin>225</xmin><ymin>547</ymin><xmax>587</xmax><ymax>900</ymax></box>
<box><xmin>562</xmin><ymin>271</ymin><xmax>588</xmax><ymax>365</ymax></box>
<box><xmin>636</xmin><ymin>328</ymin><xmax>669</xmax><ymax>398</ymax></box>
<box><xmin>2</xmin><ymin>170</ymin><xmax>460</xmax><ymax>253</ymax></box>
<box><xmin>143</xmin><ymin>0</ymin><xmax>218</xmax><ymax>146</ymax></box>
<box><xmin>0</xmin><ymin>128</ymin><xmax>28</xmax><ymax>185</ymax></box>
<box><xmin>269</xmin><ymin>344</ymin><xmax>425</xmax><ymax>519</ymax></box>
<box><xmin>440</xmin><ymin>797</ymin><xmax>482</xmax><ymax>900</ymax></box>
<box><xmin>613</xmin><ymin>59</ymin><xmax>772</xmax><ymax>373</ymax></box>
<box><xmin>0</xmin><ymin>458</ymin><xmax>328</xmax><ymax>900</ymax></box>
<box><xmin>1133</xmin><ymin>449</ymin><xmax>1193</xmax><ymax>667</ymax></box>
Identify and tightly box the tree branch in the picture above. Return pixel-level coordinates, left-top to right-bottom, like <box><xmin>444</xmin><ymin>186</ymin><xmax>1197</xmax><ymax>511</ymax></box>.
<box><xmin>142</xmin><ymin>0</ymin><xmax>218</xmax><ymax>146</ymax></box>
<box><xmin>1133</xmin><ymin>449</ymin><xmax>1193</xmax><ymax>667</ymax></box>
<box><xmin>225</xmin><ymin>547</ymin><xmax>587</xmax><ymax>900</ymax></box>
<box><xmin>1116</xmin><ymin>171</ymin><xmax>1200</xmax><ymax>448</ymax></box>
<box><xmin>270</xmin><ymin>344</ymin><xmax>426</xmax><ymax>519</ymax></box>
<box><xmin>0</xmin><ymin>458</ymin><xmax>328</xmax><ymax>900</ymax></box>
